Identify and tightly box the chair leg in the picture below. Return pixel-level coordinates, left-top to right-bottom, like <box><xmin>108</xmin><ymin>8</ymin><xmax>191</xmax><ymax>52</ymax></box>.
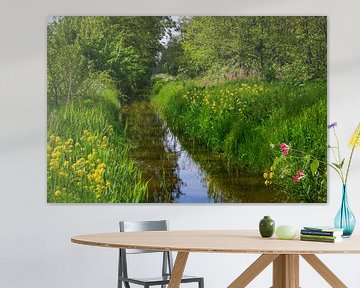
<box><xmin>199</xmin><ymin>278</ymin><xmax>204</xmax><ymax>288</ymax></box>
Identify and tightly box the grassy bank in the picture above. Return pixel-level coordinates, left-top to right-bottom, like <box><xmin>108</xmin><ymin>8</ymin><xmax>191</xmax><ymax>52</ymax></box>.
<box><xmin>152</xmin><ymin>79</ymin><xmax>327</xmax><ymax>202</ymax></box>
<box><xmin>47</xmin><ymin>78</ymin><xmax>148</xmax><ymax>203</ymax></box>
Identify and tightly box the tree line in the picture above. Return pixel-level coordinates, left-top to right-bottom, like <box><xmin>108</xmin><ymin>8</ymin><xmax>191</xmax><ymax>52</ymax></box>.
<box><xmin>47</xmin><ymin>16</ymin><xmax>173</xmax><ymax>107</ymax></box>
<box><xmin>161</xmin><ymin>16</ymin><xmax>327</xmax><ymax>82</ymax></box>
<box><xmin>48</xmin><ymin>16</ymin><xmax>327</xmax><ymax>108</ymax></box>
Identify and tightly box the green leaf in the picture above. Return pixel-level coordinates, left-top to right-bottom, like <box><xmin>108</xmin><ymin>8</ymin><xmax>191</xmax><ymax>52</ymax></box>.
<box><xmin>304</xmin><ymin>155</ymin><xmax>311</xmax><ymax>164</ymax></box>
<box><xmin>332</xmin><ymin>162</ymin><xmax>340</xmax><ymax>169</ymax></box>
<box><xmin>310</xmin><ymin>160</ymin><xmax>319</xmax><ymax>176</ymax></box>
<box><xmin>332</xmin><ymin>159</ymin><xmax>345</xmax><ymax>169</ymax></box>
<box><xmin>272</xmin><ymin>156</ymin><xmax>281</xmax><ymax>170</ymax></box>
<box><xmin>339</xmin><ymin>159</ymin><xmax>345</xmax><ymax>169</ymax></box>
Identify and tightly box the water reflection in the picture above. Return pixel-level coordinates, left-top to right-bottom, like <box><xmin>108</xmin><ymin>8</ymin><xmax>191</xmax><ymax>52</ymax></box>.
<box><xmin>121</xmin><ymin>101</ymin><xmax>294</xmax><ymax>203</ymax></box>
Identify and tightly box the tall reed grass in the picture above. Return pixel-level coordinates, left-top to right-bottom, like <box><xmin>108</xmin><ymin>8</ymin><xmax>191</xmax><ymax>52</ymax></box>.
<box><xmin>47</xmin><ymin>80</ymin><xmax>148</xmax><ymax>203</ymax></box>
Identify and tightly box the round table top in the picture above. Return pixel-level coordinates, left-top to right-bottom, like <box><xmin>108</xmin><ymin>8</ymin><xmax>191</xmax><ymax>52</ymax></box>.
<box><xmin>71</xmin><ymin>230</ymin><xmax>360</xmax><ymax>254</ymax></box>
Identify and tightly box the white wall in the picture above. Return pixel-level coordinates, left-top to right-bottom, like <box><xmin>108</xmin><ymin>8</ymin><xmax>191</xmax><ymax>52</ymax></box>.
<box><xmin>1</xmin><ymin>0</ymin><xmax>360</xmax><ymax>287</ymax></box>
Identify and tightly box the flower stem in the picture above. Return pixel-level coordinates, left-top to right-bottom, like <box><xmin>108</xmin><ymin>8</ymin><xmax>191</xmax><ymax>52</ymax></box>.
<box><xmin>345</xmin><ymin>145</ymin><xmax>356</xmax><ymax>186</ymax></box>
<box><xmin>333</xmin><ymin>127</ymin><xmax>342</xmax><ymax>164</ymax></box>
<box><xmin>332</xmin><ymin>127</ymin><xmax>345</xmax><ymax>184</ymax></box>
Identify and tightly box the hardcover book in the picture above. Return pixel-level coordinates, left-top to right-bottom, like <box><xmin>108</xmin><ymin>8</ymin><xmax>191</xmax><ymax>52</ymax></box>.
<box><xmin>300</xmin><ymin>236</ymin><xmax>343</xmax><ymax>243</ymax></box>
<box><xmin>300</xmin><ymin>234</ymin><xmax>341</xmax><ymax>240</ymax></box>
<box><xmin>301</xmin><ymin>228</ymin><xmax>343</xmax><ymax>237</ymax></box>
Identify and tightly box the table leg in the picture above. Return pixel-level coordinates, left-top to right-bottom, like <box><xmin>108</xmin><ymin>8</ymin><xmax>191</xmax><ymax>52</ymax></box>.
<box><xmin>301</xmin><ymin>254</ymin><xmax>347</xmax><ymax>288</ymax></box>
<box><xmin>228</xmin><ymin>254</ymin><xmax>279</xmax><ymax>288</ymax></box>
<box><xmin>168</xmin><ymin>252</ymin><xmax>189</xmax><ymax>288</ymax></box>
<box><xmin>272</xmin><ymin>254</ymin><xmax>299</xmax><ymax>288</ymax></box>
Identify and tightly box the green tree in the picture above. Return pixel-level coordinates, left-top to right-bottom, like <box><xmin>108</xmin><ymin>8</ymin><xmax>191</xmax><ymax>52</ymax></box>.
<box><xmin>47</xmin><ymin>17</ymin><xmax>87</xmax><ymax>107</ymax></box>
<box><xmin>160</xmin><ymin>35</ymin><xmax>185</xmax><ymax>76</ymax></box>
<box><xmin>109</xmin><ymin>16</ymin><xmax>174</xmax><ymax>92</ymax></box>
<box><xmin>174</xmin><ymin>16</ymin><xmax>327</xmax><ymax>81</ymax></box>
<box><xmin>47</xmin><ymin>16</ymin><xmax>172</xmax><ymax>105</ymax></box>
<box><xmin>76</xmin><ymin>16</ymin><xmax>144</xmax><ymax>96</ymax></box>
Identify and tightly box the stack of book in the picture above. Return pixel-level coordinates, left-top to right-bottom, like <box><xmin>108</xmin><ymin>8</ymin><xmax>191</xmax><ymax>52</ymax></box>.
<box><xmin>300</xmin><ymin>226</ymin><xmax>344</xmax><ymax>243</ymax></box>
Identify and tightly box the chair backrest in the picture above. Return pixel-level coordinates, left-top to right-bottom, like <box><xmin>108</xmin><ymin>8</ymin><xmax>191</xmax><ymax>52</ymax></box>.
<box><xmin>120</xmin><ymin>220</ymin><xmax>168</xmax><ymax>232</ymax></box>
<box><xmin>119</xmin><ymin>220</ymin><xmax>168</xmax><ymax>254</ymax></box>
<box><xmin>118</xmin><ymin>220</ymin><xmax>174</xmax><ymax>282</ymax></box>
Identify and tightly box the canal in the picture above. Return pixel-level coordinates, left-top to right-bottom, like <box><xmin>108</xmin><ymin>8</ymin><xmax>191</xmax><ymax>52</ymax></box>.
<box><xmin>121</xmin><ymin>101</ymin><xmax>292</xmax><ymax>203</ymax></box>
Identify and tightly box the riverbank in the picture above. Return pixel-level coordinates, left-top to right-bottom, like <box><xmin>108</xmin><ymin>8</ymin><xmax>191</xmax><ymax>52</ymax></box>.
<box><xmin>47</xmin><ymin>79</ymin><xmax>148</xmax><ymax>203</ymax></box>
<box><xmin>152</xmin><ymin>78</ymin><xmax>327</xmax><ymax>202</ymax></box>
<box><xmin>121</xmin><ymin>101</ymin><xmax>290</xmax><ymax>203</ymax></box>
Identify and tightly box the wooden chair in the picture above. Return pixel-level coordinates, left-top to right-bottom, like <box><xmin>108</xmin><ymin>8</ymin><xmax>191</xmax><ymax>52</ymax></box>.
<box><xmin>118</xmin><ymin>220</ymin><xmax>204</xmax><ymax>288</ymax></box>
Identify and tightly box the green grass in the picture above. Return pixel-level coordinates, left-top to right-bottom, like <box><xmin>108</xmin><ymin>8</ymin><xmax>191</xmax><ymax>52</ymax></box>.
<box><xmin>47</xmin><ymin>81</ymin><xmax>148</xmax><ymax>203</ymax></box>
<box><xmin>152</xmin><ymin>78</ymin><xmax>327</xmax><ymax>202</ymax></box>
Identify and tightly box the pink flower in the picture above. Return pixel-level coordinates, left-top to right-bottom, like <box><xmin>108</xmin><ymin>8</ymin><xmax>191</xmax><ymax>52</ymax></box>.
<box><xmin>293</xmin><ymin>170</ymin><xmax>305</xmax><ymax>183</ymax></box>
<box><xmin>280</xmin><ymin>143</ymin><xmax>289</xmax><ymax>156</ymax></box>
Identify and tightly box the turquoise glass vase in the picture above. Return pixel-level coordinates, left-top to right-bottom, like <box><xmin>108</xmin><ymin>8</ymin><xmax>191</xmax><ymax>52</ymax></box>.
<box><xmin>334</xmin><ymin>185</ymin><xmax>356</xmax><ymax>237</ymax></box>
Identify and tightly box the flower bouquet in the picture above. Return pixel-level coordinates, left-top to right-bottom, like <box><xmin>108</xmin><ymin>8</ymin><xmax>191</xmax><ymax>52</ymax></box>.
<box><xmin>328</xmin><ymin>122</ymin><xmax>360</xmax><ymax>236</ymax></box>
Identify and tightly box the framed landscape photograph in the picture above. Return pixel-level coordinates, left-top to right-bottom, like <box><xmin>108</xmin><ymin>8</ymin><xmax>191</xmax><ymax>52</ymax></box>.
<box><xmin>47</xmin><ymin>16</ymin><xmax>327</xmax><ymax>203</ymax></box>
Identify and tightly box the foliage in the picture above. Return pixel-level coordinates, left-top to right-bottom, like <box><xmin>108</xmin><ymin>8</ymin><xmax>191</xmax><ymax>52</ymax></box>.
<box><xmin>47</xmin><ymin>16</ymin><xmax>328</xmax><ymax>203</ymax></box>
<box><xmin>266</xmin><ymin>122</ymin><xmax>360</xmax><ymax>202</ymax></box>
<box><xmin>160</xmin><ymin>16</ymin><xmax>327</xmax><ymax>82</ymax></box>
<box><xmin>48</xmin><ymin>16</ymin><xmax>171</xmax><ymax>106</ymax></box>
<box><xmin>47</xmin><ymin>16</ymin><xmax>172</xmax><ymax>202</ymax></box>
<box><xmin>151</xmin><ymin>73</ymin><xmax>177</xmax><ymax>94</ymax></box>
<box><xmin>152</xmin><ymin>79</ymin><xmax>327</xmax><ymax>202</ymax></box>
<box><xmin>47</xmin><ymin>39</ymin><xmax>87</xmax><ymax>107</ymax></box>
<box><xmin>328</xmin><ymin>122</ymin><xmax>360</xmax><ymax>186</ymax></box>
<box><xmin>265</xmin><ymin>143</ymin><xmax>327</xmax><ymax>203</ymax></box>
<box><xmin>160</xmin><ymin>35</ymin><xmax>185</xmax><ymax>76</ymax></box>
<box><xmin>47</xmin><ymin>77</ymin><xmax>148</xmax><ymax>203</ymax></box>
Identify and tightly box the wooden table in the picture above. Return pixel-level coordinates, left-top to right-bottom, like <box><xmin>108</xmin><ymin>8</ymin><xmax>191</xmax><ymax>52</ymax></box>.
<box><xmin>71</xmin><ymin>230</ymin><xmax>360</xmax><ymax>288</ymax></box>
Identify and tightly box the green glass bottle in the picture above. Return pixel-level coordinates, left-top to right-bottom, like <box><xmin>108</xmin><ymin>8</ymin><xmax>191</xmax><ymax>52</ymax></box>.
<box><xmin>259</xmin><ymin>216</ymin><xmax>275</xmax><ymax>237</ymax></box>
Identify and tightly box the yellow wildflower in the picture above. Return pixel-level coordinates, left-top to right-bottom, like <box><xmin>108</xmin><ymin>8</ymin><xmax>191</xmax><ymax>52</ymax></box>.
<box><xmin>49</xmin><ymin>159</ymin><xmax>59</xmax><ymax>169</ymax></box>
<box><xmin>349</xmin><ymin>122</ymin><xmax>360</xmax><ymax>148</ymax></box>
<box><xmin>54</xmin><ymin>190</ymin><xmax>61</xmax><ymax>197</ymax></box>
<box><xmin>77</xmin><ymin>168</ymin><xmax>86</xmax><ymax>175</ymax></box>
<box><xmin>51</xmin><ymin>151</ymin><xmax>61</xmax><ymax>158</ymax></box>
<box><xmin>265</xmin><ymin>180</ymin><xmax>272</xmax><ymax>186</ymax></box>
<box><xmin>95</xmin><ymin>176</ymin><xmax>103</xmax><ymax>183</ymax></box>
